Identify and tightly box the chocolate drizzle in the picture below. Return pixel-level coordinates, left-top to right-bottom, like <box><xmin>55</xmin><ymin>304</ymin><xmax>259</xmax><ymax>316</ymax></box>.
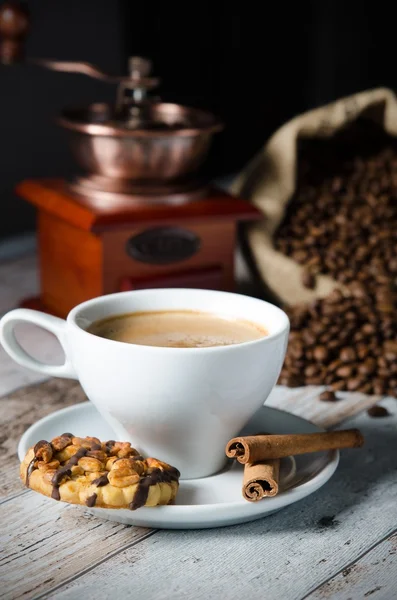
<box><xmin>85</xmin><ymin>493</ymin><xmax>97</xmax><ymax>507</ymax></box>
<box><xmin>91</xmin><ymin>474</ymin><xmax>109</xmax><ymax>487</ymax></box>
<box><xmin>51</xmin><ymin>447</ymin><xmax>88</xmax><ymax>501</ymax></box>
<box><xmin>90</xmin><ymin>443</ymin><xmax>102</xmax><ymax>451</ymax></box>
<box><xmin>129</xmin><ymin>467</ymin><xmax>179</xmax><ymax>511</ymax></box>
<box><xmin>26</xmin><ymin>439</ymin><xmax>52</xmax><ymax>486</ymax></box>
<box><xmin>26</xmin><ymin>457</ymin><xmax>36</xmax><ymax>486</ymax></box>
<box><xmin>105</xmin><ymin>440</ymin><xmax>116</xmax><ymax>453</ymax></box>
<box><xmin>51</xmin><ymin>486</ymin><xmax>61</xmax><ymax>501</ymax></box>
<box><xmin>34</xmin><ymin>440</ymin><xmax>49</xmax><ymax>455</ymax></box>
<box><xmin>164</xmin><ymin>466</ymin><xmax>180</xmax><ymax>482</ymax></box>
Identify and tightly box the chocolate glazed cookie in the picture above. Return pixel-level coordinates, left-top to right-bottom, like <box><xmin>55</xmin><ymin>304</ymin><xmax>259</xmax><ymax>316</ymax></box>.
<box><xmin>21</xmin><ymin>434</ymin><xmax>180</xmax><ymax>510</ymax></box>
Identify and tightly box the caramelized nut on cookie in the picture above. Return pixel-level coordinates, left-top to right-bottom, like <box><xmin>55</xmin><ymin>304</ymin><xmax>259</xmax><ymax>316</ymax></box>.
<box><xmin>34</xmin><ymin>441</ymin><xmax>53</xmax><ymax>463</ymax></box>
<box><xmin>102</xmin><ymin>440</ymin><xmax>116</xmax><ymax>455</ymax></box>
<box><xmin>108</xmin><ymin>468</ymin><xmax>140</xmax><ymax>487</ymax></box>
<box><xmin>113</xmin><ymin>442</ymin><xmax>135</xmax><ymax>458</ymax></box>
<box><xmin>111</xmin><ymin>458</ymin><xmax>144</xmax><ymax>476</ymax></box>
<box><xmin>86</xmin><ymin>450</ymin><xmax>107</xmax><ymax>462</ymax></box>
<box><xmin>51</xmin><ymin>434</ymin><xmax>73</xmax><ymax>451</ymax></box>
<box><xmin>85</xmin><ymin>436</ymin><xmax>102</xmax><ymax>448</ymax></box>
<box><xmin>130</xmin><ymin>459</ymin><xmax>145</xmax><ymax>475</ymax></box>
<box><xmin>55</xmin><ymin>445</ymin><xmax>80</xmax><ymax>462</ymax></box>
<box><xmin>78</xmin><ymin>457</ymin><xmax>104</xmax><ymax>472</ymax></box>
<box><xmin>37</xmin><ymin>459</ymin><xmax>60</xmax><ymax>472</ymax></box>
<box><xmin>87</xmin><ymin>471</ymin><xmax>107</xmax><ymax>482</ymax></box>
<box><xmin>105</xmin><ymin>456</ymin><xmax>119</xmax><ymax>470</ymax></box>
<box><xmin>146</xmin><ymin>457</ymin><xmax>169</xmax><ymax>470</ymax></box>
<box><xmin>71</xmin><ymin>436</ymin><xmax>101</xmax><ymax>449</ymax></box>
<box><xmin>71</xmin><ymin>465</ymin><xmax>84</xmax><ymax>476</ymax></box>
<box><xmin>72</xmin><ymin>437</ymin><xmax>93</xmax><ymax>448</ymax></box>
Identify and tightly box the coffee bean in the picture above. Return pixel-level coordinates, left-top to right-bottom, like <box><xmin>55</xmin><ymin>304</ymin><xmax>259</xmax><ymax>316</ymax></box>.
<box><xmin>303</xmin><ymin>331</ymin><xmax>317</xmax><ymax>346</ymax></box>
<box><xmin>336</xmin><ymin>365</ymin><xmax>354</xmax><ymax>378</ymax></box>
<box><xmin>362</xmin><ymin>323</ymin><xmax>376</xmax><ymax>335</ymax></box>
<box><xmin>328</xmin><ymin>359</ymin><xmax>343</xmax><ymax>372</ymax></box>
<box><xmin>290</xmin><ymin>342</ymin><xmax>304</xmax><ymax>359</ymax></box>
<box><xmin>319</xmin><ymin>390</ymin><xmax>338</xmax><ymax>402</ymax></box>
<box><xmin>304</xmin><ymin>365</ymin><xmax>320</xmax><ymax>377</ymax></box>
<box><xmin>357</xmin><ymin>344</ymin><xmax>370</xmax><ymax>360</ymax></box>
<box><xmin>302</xmin><ymin>268</ymin><xmax>316</xmax><ymax>289</ymax></box>
<box><xmin>347</xmin><ymin>378</ymin><xmax>362</xmax><ymax>391</ymax></box>
<box><xmin>313</xmin><ymin>345</ymin><xmax>328</xmax><ymax>362</ymax></box>
<box><xmin>377</xmin><ymin>356</ymin><xmax>388</xmax><ymax>369</ymax></box>
<box><xmin>367</xmin><ymin>405</ymin><xmax>390</xmax><ymax>418</ymax></box>
<box><xmin>339</xmin><ymin>348</ymin><xmax>357</xmax><ymax>363</ymax></box>
<box><xmin>358</xmin><ymin>358</ymin><xmax>376</xmax><ymax>375</ymax></box>
<box><xmin>384</xmin><ymin>341</ymin><xmax>397</xmax><ymax>354</ymax></box>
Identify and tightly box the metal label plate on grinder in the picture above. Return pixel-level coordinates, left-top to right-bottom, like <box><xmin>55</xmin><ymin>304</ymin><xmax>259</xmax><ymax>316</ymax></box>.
<box><xmin>126</xmin><ymin>227</ymin><xmax>201</xmax><ymax>265</ymax></box>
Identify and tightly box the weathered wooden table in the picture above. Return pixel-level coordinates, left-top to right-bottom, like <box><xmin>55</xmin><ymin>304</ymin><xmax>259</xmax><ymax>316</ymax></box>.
<box><xmin>1</xmin><ymin>248</ymin><xmax>396</xmax><ymax>600</ymax></box>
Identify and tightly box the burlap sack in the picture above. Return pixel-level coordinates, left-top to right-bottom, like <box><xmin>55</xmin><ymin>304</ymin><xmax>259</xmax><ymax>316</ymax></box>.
<box><xmin>231</xmin><ymin>87</ymin><xmax>397</xmax><ymax>307</ymax></box>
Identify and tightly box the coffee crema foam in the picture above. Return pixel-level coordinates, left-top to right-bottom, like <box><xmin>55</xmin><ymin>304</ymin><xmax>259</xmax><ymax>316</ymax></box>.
<box><xmin>87</xmin><ymin>310</ymin><xmax>268</xmax><ymax>348</ymax></box>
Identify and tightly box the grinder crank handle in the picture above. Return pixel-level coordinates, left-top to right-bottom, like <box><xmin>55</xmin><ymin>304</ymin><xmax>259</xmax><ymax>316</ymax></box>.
<box><xmin>28</xmin><ymin>56</ymin><xmax>160</xmax><ymax>90</ymax></box>
<box><xmin>0</xmin><ymin>2</ymin><xmax>159</xmax><ymax>90</ymax></box>
<box><xmin>26</xmin><ymin>58</ymin><xmax>127</xmax><ymax>84</ymax></box>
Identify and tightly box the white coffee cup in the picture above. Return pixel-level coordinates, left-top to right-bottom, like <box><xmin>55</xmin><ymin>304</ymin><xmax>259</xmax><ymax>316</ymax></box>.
<box><xmin>0</xmin><ymin>288</ymin><xmax>289</xmax><ymax>479</ymax></box>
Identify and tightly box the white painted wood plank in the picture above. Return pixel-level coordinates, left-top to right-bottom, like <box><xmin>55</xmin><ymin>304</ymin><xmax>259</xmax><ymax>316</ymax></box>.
<box><xmin>49</xmin><ymin>400</ymin><xmax>397</xmax><ymax>600</ymax></box>
<box><xmin>0</xmin><ymin>491</ymin><xmax>153</xmax><ymax>600</ymax></box>
<box><xmin>307</xmin><ymin>532</ymin><xmax>397</xmax><ymax>600</ymax></box>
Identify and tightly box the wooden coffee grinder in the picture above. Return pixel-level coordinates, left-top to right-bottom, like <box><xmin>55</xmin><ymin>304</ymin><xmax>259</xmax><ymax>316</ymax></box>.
<box><xmin>0</xmin><ymin>2</ymin><xmax>261</xmax><ymax>318</ymax></box>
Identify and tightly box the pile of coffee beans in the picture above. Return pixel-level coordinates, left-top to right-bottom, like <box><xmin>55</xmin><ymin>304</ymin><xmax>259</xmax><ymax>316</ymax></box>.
<box><xmin>274</xmin><ymin>120</ymin><xmax>397</xmax><ymax>396</ymax></box>
<box><xmin>278</xmin><ymin>286</ymin><xmax>397</xmax><ymax>396</ymax></box>
<box><xmin>274</xmin><ymin>122</ymin><xmax>397</xmax><ymax>289</ymax></box>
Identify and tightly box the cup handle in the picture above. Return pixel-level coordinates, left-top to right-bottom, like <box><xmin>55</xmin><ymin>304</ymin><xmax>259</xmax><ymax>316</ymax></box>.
<box><xmin>0</xmin><ymin>308</ymin><xmax>77</xmax><ymax>379</ymax></box>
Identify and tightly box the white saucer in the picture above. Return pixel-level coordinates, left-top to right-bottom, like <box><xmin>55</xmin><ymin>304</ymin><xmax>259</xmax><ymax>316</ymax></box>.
<box><xmin>18</xmin><ymin>402</ymin><xmax>339</xmax><ymax>529</ymax></box>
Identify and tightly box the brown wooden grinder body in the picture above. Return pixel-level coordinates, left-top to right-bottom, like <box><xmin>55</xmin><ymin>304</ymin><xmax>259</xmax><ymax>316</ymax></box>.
<box><xmin>16</xmin><ymin>179</ymin><xmax>261</xmax><ymax>318</ymax></box>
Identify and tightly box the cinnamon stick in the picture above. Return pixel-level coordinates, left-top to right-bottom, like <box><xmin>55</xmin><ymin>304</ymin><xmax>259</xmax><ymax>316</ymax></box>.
<box><xmin>242</xmin><ymin>459</ymin><xmax>280</xmax><ymax>502</ymax></box>
<box><xmin>226</xmin><ymin>429</ymin><xmax>364</xmax><ymax>464</ymax></box>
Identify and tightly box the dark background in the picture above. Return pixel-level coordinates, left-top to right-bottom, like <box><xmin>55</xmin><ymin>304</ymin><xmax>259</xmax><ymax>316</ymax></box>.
<box><xmin>0</xmin><ymin>0</ymin><xmax>395</xmax><ymax>240</ymax></box>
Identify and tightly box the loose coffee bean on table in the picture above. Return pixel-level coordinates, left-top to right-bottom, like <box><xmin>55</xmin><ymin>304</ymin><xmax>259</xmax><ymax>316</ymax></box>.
<box><xmin>367</xmin><ymin>405</ymin><xmax>391</xmax><ymax>418</ymax></box>
<box><xmin>319</xmin><ymin>390</ymin><xmax>338</xmax><ymax>402</ymax></box>
<box><xmin>275</xmin><ymin>120</ymin><xmax>397</xmax><ymax>397</ymax></box>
